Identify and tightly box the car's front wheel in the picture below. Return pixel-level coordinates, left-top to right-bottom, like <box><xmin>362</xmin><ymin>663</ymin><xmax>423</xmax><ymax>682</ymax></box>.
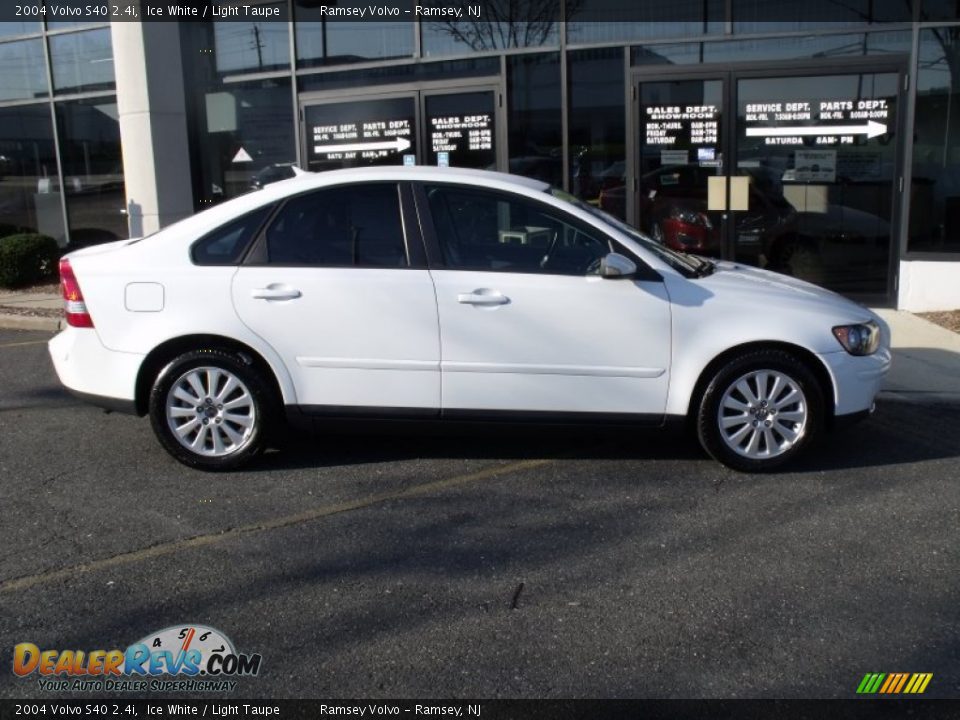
<box><xmin>696</xmin><ymin>349</ymin><xmax>824</xmax><ymax>472</ymax></box>
<box><xmin>148</xmin><ymin>349</ymin><xmax>272</xmax><ymax>470</ymax></box>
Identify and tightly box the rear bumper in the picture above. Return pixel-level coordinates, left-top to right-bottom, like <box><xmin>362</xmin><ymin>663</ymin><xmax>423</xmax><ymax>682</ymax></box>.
<box><xmin>48</xmin><ymin>327</ymin><xmax>144</xmax><ymax>412</ymax></box>
<box><xmin>819</xmin><ymin>346</ymin><xmax>891</xmax><ymax>418</ymax></box>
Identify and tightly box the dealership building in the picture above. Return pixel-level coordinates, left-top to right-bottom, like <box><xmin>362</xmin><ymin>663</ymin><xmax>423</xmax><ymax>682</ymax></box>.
<box><xmin>1</xmin><ymin>1</ymin><xmax>959</xmax><ymax>309</ymax></box>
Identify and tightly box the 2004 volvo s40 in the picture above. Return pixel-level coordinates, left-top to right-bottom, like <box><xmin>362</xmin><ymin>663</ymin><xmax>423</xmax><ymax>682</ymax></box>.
<box><xmin>49</xmin><ymin>167</ymin><xmax>891</xmax><ymax>472</ymax></box>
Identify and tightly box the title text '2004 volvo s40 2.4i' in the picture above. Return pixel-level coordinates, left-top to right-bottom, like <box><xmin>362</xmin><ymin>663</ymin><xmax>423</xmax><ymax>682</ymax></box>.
<box><xmin>49</xmin><ymin>167</ymin><xmax>890</xmax><ymax>472</ymax></box>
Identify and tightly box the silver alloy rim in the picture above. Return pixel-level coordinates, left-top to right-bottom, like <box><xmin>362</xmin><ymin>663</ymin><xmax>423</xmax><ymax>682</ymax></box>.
<box><xmin>165</xmin><ymin>366</ymin><xmax>256</xmax><ymax>457</ymax></box>
<box><xmin>717</xmin><ymin>370</ymin><xmax>808</xmax><ymax>460</ymax></box>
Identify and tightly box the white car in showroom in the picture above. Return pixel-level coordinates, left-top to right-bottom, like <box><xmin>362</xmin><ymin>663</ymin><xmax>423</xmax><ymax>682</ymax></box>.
<box><xmin>49</xmin><ymin>167</ymin><xmax>890</xmax><ymax>472</ymax></box>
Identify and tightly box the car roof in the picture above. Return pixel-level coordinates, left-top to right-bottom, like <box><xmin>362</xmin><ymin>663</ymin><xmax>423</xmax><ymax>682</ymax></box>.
<box><xmin>258</xmin><ymin>165</ymin><xmax>551</xmax><ymax>199</ymax></box>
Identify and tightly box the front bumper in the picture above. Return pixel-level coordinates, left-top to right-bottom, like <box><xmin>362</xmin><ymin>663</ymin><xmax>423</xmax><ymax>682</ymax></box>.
<box><xmin>49</xmin><ymin>327</ymin><xmax>145</xmax><ymax>412</ymax></box>
<box><xmin>819</xmin><ymin>346</ymin><xmax>891</xmax><ymax>418</ymax></box>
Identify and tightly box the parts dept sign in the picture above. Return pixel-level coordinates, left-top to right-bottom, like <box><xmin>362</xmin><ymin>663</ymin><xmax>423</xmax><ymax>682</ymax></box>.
<box><xmin>744</xmin><ymin>98</ymin><xmax>891</xmax><ymax>146</ymax></box>
<box><xmin>310</xmin><ymin>119</ymin><xmax>413</xmax><ymax>163</ymax></box>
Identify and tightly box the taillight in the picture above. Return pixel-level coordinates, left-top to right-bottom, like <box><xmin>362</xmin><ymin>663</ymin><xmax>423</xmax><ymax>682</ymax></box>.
<box><xmin>59</xmin><ymin>258</ymin><xmax>94</xmax><ymax>328</ymax></box>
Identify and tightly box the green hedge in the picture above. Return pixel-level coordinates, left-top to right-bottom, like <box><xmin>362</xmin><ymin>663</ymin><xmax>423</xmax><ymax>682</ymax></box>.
<box><xmin>0</xmin><ymin>233</ymin><xmax>60</xmax><ymax>289</ymax></box>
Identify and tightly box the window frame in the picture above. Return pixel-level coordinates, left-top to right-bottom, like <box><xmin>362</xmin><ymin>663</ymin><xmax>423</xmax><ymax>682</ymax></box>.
<box><xmin>242</xmin><ymin>182</ymin><xmax>427</xmax><ymax>269</ymax></box>
<box><xmin>411</xmin><ymin>181</ymin><xmax>660</xmax><ymax>280</ymax></box>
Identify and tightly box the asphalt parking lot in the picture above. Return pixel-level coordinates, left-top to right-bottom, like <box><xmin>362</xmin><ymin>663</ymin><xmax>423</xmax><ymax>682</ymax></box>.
<box><xmin>0</xmin><ymin>327</ymin><xmax>958</xmax><ymax>700</ymax></box>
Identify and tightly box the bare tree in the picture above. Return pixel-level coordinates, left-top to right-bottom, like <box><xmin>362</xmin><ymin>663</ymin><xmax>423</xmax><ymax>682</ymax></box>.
<box><xmin>425</xmin><ymin>0</ymin><xmax>579</xmax><ymax>51</ymax></box>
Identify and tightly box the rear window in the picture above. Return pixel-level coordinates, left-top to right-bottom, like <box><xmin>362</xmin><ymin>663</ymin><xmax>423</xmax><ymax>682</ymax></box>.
<box><xmin>190</xmin><ymin>205</ymin><xmax>274</xmax><ymax>266</ymax></box>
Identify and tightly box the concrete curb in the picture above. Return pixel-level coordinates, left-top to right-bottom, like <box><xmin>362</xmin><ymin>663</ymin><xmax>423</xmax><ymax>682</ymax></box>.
<box><xmin>0</xmin><ymin>313</ymin><xmax>61</xmax><ymax>332</ymax></box>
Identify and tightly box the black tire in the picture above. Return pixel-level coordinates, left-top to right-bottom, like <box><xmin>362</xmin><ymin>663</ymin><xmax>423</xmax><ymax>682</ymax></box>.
<box><xmin>148</xmin><ymin>348</ymin><xmax>274</xmax><ymax>471</ymax></box>
<box><xmin>696</xmin><ymin>349</ymin><xmax>825</xmax><ymax>473</ymax></box>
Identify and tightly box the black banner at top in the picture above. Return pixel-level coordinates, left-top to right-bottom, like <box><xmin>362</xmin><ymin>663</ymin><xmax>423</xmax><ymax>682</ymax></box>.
<box><xmin>0</xmin><ymin>0</ymin><xmax>954</xmax><ymax>24</ymax></box>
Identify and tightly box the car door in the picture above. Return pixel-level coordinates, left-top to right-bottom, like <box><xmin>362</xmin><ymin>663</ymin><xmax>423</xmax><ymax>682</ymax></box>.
<box><xmin>231</xmin><ymin>182</ymin><xmax>440</xmax><ymax>412</ymax></box>
<box><xmin>417</xmin><ymin>183</ymin><xmax>672</xmax><ymax>418</ymax></box>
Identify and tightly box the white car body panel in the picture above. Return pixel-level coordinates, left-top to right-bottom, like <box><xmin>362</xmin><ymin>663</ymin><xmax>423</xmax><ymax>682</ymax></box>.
<box><xmin>49</xmin><ymin>326</ymin><xmax>144</xmax><ymax>402</ymax></box>
<box><xmin>658</xmin><ymin>263</ymin><xmax>891</xmax><ymax>417</ymax></box>
<box><xmin>47</xmin><ymin>166</ymin><xmax>891</xmax><ymax>446</ymax></box>
<box><xmin>431</xmin><ymin>270</ymin><xmax>671</xmax><ymax>414</ymax></box>
<box><xmin>231</xmin><ymin>267</ymin><xmax>440</xmax><ymax>409</ymax></box>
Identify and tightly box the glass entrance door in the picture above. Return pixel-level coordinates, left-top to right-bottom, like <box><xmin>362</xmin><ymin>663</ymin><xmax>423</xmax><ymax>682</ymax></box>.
<box><xmin>636</xmin><ymin>79</ymin><xmax>725</xmax><ymax>259</ymax></box>
<box><xmin>301</xmin><ymin>86</ymin><xmax>501</xmax><ymax>173</ymax></box>
<box><xmin>303</xmin><ymin>94</ymin><xmax>417</xmax><ymax>172</ymax></box>
<box><xmin>423</xmin><ymin>90</ymin><xmax>497</xmax><ymax>170</ymax></box>
<box><xmin>634</xmin><ymin>68</ymin><xmax>903</xmax><ymax>300</ymax></box>
<box><xmin>734</xmin><ymin>72</ymin><xmax>900</xmax><ymax>297</ymax></box>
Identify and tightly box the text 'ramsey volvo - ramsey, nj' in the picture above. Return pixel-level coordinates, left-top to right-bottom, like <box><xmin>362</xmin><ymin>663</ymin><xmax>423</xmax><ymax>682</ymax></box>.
<box><xmin>49</xmin><ymin>167</ymin><xmax>890</xmax><ymax>472</ymax></box>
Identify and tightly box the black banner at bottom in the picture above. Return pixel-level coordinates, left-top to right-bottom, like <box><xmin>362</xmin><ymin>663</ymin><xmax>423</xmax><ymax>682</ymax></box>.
<box><xmin>2</xmin><ymin>700</ymin><xmax>960</xmax><ymax>720</ymax></box>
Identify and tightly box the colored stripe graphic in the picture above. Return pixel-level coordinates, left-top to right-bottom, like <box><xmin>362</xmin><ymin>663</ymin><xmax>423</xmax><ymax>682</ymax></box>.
<box><xmin>857</xmin><ymin>672</ymin><xmax>932</xmax><ymax>694</ymax></box>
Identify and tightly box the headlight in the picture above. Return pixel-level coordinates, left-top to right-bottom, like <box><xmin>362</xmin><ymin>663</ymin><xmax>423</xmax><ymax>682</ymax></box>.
<box><xmin>670</xmin><ymin>207</ymin><xmax>712</xmax><ymax>228</ymax></box>
<box><xmin>832</xmin><ymin>321</ymin><xmax>880</xmax><ymax>356</ymax></box>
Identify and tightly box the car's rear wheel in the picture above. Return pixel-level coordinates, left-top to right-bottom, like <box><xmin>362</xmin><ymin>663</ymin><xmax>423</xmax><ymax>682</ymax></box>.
<box><xmin>696</xmin><ymin>349</ymin><xmax>824</xmax><ymax>472</ymax></box>
<box><xmin>148</xmin><ymin>349</ymin><xmax>272</xmax><ymax>470</ymax></box>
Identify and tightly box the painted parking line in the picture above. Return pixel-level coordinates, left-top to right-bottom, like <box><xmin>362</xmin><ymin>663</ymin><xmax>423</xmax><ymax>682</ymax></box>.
<box><xmin>0</xmin><ymin>457</ymin><xmax>556</xmax><ymax>594</ymax></box>
<box><xmin>0</xmin><ymin>340</ymin><xmax>49</xmax><ymax>348</ymax></box>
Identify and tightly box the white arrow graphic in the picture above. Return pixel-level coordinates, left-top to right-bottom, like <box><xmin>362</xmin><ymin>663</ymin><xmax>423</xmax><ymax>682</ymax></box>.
<box><xmin>746</xmin><ymin>119</ymin><xmax>887</xmax><ymax>139</ymax></box>
<box><xmin>314</xmin><ymin>136</ymin><xmax>411</xmax><ymax>155</ymax></box>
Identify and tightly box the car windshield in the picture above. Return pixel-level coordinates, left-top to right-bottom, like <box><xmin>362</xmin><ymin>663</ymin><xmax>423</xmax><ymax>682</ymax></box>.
<box><xmin>547</xmin><ymin>187</ymin><xmax>707</xmax><ymax>276</ymax></box>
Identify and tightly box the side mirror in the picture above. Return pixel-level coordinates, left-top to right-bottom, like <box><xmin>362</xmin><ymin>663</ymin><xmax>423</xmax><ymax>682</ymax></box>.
<box><xmin>599</xmin><ymin>252</ymin><xmax>637</xmax><ymax>279</ymax></box>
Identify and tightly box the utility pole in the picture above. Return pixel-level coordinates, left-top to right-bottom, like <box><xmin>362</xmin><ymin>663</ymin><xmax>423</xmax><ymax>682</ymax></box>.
<box><xmin>252</xmin><ymin>24</ymin><xmax>264</xmax><ymax>69</ymax></box>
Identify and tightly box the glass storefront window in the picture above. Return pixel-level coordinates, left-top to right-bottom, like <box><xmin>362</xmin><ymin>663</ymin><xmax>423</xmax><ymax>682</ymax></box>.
<box><xmin>703</xmin><ymin>32</ymin><xmax>912</xmax><ymax>64</ymax></box>
<box><xmin>910</xmin><ymin>28</ymin><xmax>960</xmax><ymax>253</ymax></box>
<box><xmin>632</xmin><ymin>43</ymin><xmax>705</xmax><ymax>66</ymax></box>
<box><xmin>568</xmin><ymin>48</ymin><xmax>625</xmax><ymax>218</ymax></box>
<box><xmin>297</xmin><ymin>57</ymin><xmax>501</xmax><ymax>93</ymax></box>
<box><xmin>921</xmin><ymin>1</ymin><xmax>960</xmax><ymax>19</ymax></box>
<box><xmin>421</xmin><ymin>0</ymin><xmax>560</xmax><ymax>56</ymax></box>
<box><xmin>568</xmin><ymin>0</ymin><xmax>723</xmax><ymax>44</ymax></box>
<box><xmin>0</xmin><ymin>21</ymin><xmax>42</xmax><ymax>38</ymax></box>
<box><xmin>50</xmin><ymin>28</ymin><xmax>115</xmax><ymax>94</ymax></box>
<box><xmin>0</xmin><ymin>38</ymin><xmax>48</xmax><ymax>102</ymax></box>
<box><xmin>732</xmin><ymin>0</ymin><xmax>913</xmax><ymax>31</ymax></box>
<box><xmin>0</xmin><ymin>104</ymin><xmax>62</xmax><ymax>242</ymax></box>
<box><xmin>214</xmin><ymin>4</ymin><xmax>290</xmax><ymax>75</ymax></box>
<box><xmin>196</xmin><ymin>77</ymin><xmax>296</xmax><ymax>202</ymax></box>
<box><xmin>507</xmin><ymin>53</ymin><xmax>562</xmax><ymax>186</ymax></box>
<box><xmin>295</xmin><ymin>1</ymin><xmax>413</xmax><ymax>66</ymax></box>
<box><xmin>55</xmin><ymin>97</ymin><xmax>127</xmax><ymax>246</ymax></box>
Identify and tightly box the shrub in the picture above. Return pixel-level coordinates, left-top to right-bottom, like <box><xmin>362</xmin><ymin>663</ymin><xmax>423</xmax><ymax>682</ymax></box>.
<box><xmin>0</xmin><ymin>233</ymin><xmax>60</xmax><ymax>288</ymax></box>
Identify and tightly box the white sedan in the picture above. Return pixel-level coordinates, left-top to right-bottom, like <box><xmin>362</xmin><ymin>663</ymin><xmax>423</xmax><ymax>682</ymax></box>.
<box><xmin>49</xmin><ymin>167</ymin><xmax>890</xmax><ymax>472</ymax></box>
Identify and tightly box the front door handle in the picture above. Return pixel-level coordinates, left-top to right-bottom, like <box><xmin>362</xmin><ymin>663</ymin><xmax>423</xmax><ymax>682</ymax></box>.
<box><xmin>457</xmin><ymin>289</ymin><xmax>509</xmax><ymax>306</ymax></box>
<box><xmin>251</xmin><ymin>284</ymin><xmax>302</xmax><ymax>301</ymax></box>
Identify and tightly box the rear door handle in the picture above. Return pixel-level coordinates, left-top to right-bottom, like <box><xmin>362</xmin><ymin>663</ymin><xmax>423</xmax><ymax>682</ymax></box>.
<box><xmin>251</xmin><ymin>284</ymin><xmax>302</xmax><ymax>301</ymax></box>
<box><xmin>457</xmin><ymin>290</ymin><xmax>509</xmax><ymax>306</ymax></box>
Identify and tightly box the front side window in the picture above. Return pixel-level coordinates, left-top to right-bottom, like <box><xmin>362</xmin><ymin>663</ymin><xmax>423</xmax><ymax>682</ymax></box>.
<box><xmin>424</xmin><ymin>185</ymin><xmax>611</xmax><ymax>275</ymax></box>
<box><xmin>265</xmin><ymin>184</ymin><xmax>407</xmax><ymax>267</ymax></box>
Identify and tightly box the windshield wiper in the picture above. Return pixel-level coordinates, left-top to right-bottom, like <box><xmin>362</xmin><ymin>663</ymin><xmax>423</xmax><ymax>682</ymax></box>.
<box><xmin>693</xmin><ymin>258</ymin><xmax>716</xmax><ymax>278</ymax></box>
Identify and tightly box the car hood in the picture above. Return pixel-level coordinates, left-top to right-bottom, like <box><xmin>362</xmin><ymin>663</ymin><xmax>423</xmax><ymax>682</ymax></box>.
<box><xmin>696</xmin><ymin>260</ymin><xmax>879</xmax><ymax>322</ymax></box>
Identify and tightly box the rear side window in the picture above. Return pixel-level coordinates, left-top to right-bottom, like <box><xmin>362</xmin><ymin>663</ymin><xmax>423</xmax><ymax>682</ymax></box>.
<box><xmin>191</xmin><ymin>205</ymin><xmax>273</xmax><ymax>266</ymax></box>
<box><xmin>264</xmin><ymin>183</ymin><xmax>407</xmax><ymax>267</ymax></box>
